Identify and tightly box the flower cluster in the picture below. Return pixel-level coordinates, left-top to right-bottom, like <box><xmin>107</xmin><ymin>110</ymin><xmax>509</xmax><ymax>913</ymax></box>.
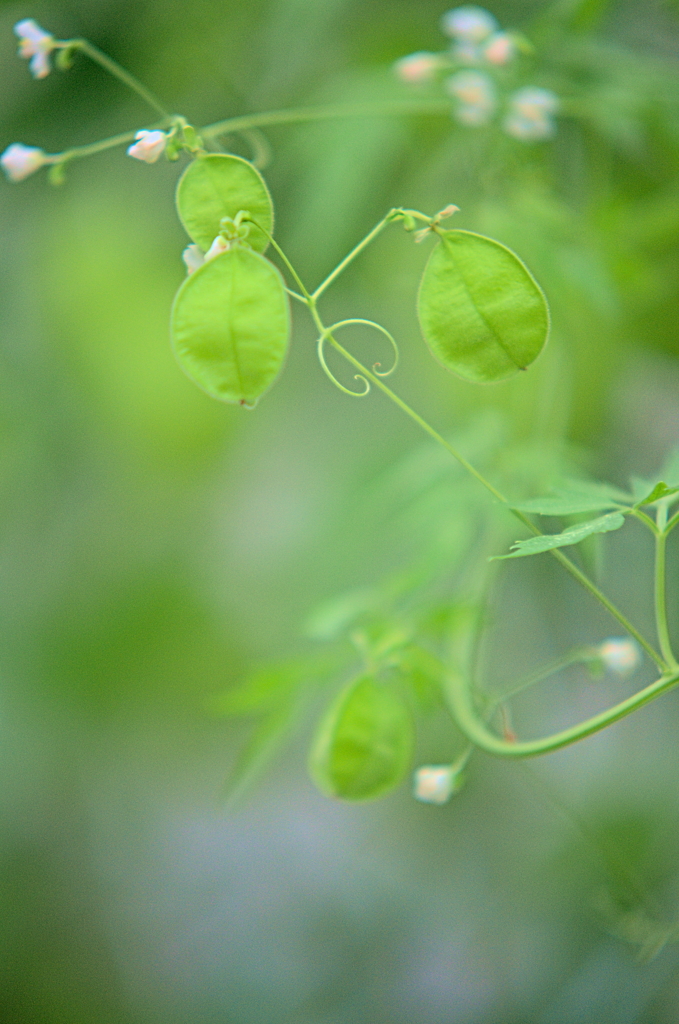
<box><xmin>394</xmin><ymin>5</ymin><xmax>559</xmax><ymax>142</ymax></box>
<box><xmin>0</xmin><ymin>20</ymin><xmax>57</xmax><ymax>183</ymax></box>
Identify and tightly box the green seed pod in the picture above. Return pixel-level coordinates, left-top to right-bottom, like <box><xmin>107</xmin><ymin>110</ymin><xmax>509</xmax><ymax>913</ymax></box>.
<box><xmin>170</xmin><ymin>246</ymin><xmax>290</xmax><ymax>407</ymax></box>
<box><xmin>417</xmin><ymin>229</ymin><xmax>549</xmax><ymax>383</ymax></box>
<box><xmin>309</xmin><ymin>675</ymin><xmax>414</xmax><ymax>801</ymax></box>
<box><xmin>176</xmin><ymin>154</ymin><xmax>274</xmax><ymax>253</ymax></box>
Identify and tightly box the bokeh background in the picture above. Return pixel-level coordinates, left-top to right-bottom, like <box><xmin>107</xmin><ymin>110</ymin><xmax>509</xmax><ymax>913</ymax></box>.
<box><xmin>2</xmin><ymin>0</ymin><xmax>679</xmax><ymax>1020</ymax></box>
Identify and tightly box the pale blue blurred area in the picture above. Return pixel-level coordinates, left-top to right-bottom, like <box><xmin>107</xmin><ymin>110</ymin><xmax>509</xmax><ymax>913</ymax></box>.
<box><xmin>2</xmin><ymin>0</ymin><xmax>679</xmax><ymax>1020</ymax></box>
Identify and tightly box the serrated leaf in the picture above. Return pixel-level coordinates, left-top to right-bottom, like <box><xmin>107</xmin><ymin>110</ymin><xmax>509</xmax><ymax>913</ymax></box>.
<box><xmin>495</xmin><ymin>512</ymin><xmax>626</xmax><ymax>559</ymax></box>
<box><xmin>309</xmin><ymin>675</ymin><xmax>413</xmax><ymax>801</ymax></box>
<box><xmin>417</xmin><ymin>229</ymin><xmax>549</xmax><ymax>384</ymax></box>
<box><xmin>176</xmin><ymin>154</ymin><xmax>273</xmax><ymax>253</ymax></box>
<box><xmin>170</xmin><ymin>246</ymin><xmax>290</xmax><ymax>406</ymax></box>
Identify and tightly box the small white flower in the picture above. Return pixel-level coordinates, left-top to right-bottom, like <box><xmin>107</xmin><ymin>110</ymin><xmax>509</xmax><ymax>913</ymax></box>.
<box><xmin>1</xmin><ymin>143</ymin><xmax>46</xmax><ymax>182</ymax></box>
<box><xmin>204</xmin><ymin>235</ymin><xmax>230</xmax><ymax>261</ymax></box>
<box><xmin>14</xmin><ymin>19</ymin><xmax>56</xmax><ymax>79</ymax></box>
<box><xmin>483</xmin><ymin>32</ymin><xmax>515</xmax><ymax>65</ymax></box>
<box><xmin>441</xmin><ymin>6</ymin><xmax>497</xmax><ymax>42</ymax></box>
<box><xmin>413</xmin><ymin>765</ymin><xmax>461</xmax><ymax>805</ymax></box>
<box><xmin>394</xmin><ymin>51</ymin><xmax>441</xmax><ymax>84</ymax></box>
<box><xmin>126</xmin><ymin>130</ymin><xmax>167</xmax><ymax>164</ymax></box>
<box><xmin>503</xmin><ymin>112</ymin><xmax>554</xmax><ymax>140</ymax></box>
<box><xmin>182</xmin><ymin>244</ymin><xmax>205</xmax><ymax>275</ymax></box>
<box><xmin>504</xmin><ymin>87</ymin><xmax>559</xmax><ymax>141</ymax></box>
<box><xmin>511</xmin><ymin>86</ymin><xmax>559</xmax><ymax>117</ymax></box>
<box><xmin>598</xmin><ymin>638</ymin><xmax>641</xmax><ymax>675</ymax></box>
<box><xmin>447</xmin><ymin>70</ymin><xmax>496</xmax><ymax>125</ymax></box>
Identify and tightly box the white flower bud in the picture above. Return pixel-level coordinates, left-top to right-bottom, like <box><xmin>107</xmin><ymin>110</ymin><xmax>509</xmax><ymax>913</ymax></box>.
<box><xmin>182</xmin><ymin>244</ymin><xmax>205</xmax><ymax>275</ymax></box>
<box><xmin>511</xmin><ymin>87</ymin><xmax>559</xmax><ymax>117</ymax></box>
<box><xmin>503</xmin><ymin>112</ymin><xmax>554</xmax><ymax>140</ymax></box>
<box><xmin>204</xmin><ymin>235</ymin><xmax>230</xmax><ymax>261</ymax></box>
<box><xmin>446</xmin><ymin>70</ymin><xmax>496</xmax><ymax>125</ymax></box>
<box><xmin>598</xmin><ymin>638</ymin><xmax>641</xmax><ymax>675</ymax></box>
<box><xmin>126</xmin><ymin>130</ymin><xmax>167</xmax><ymax>164</ymax></box>
<box><xmin>483</xmin><ymin>32</ymin><xmax>515</xmax><ymax>65</ymax></box>
<box><xmin>14</xmin><ymin>19</ymin><xmax>55</xmax><ymax>79</ymax></box>
<box><xmin>394</xmin><ymin>51</ymin><xmax>441</xmax><ymax>84</ymax></box>
<box><xmin>413</xmin><ymin>765</ymin><xmax>461</xmax><ymax>805</ymax></box>
<box><xmin>441</xmin><ymin>6</ymin><xmax>497</xmax><ymax>42</ymax></box>
<box><xmin>504</xmin><ymin>87</ymin><xmax>559</xmax><ymax>141</ymax></box>
<box><xmin>1</xmin><ymin>143</ymin><xmax>47</xmax><ymax>182</ymax></box>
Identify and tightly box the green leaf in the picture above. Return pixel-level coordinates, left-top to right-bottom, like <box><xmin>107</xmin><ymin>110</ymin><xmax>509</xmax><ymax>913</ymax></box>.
<box><xmin>495</xmin><ymin>512</ymin><xmax>626</xmax><ymax>559</ymax></box>
<box><xmin>222</xmin><ymin>702</ymin><xmax>298</xmax><ymax>805</ymax></box>
<box><xmin>176</xmin><ymin>154</ymin><xmax>273</xmax><ymax>253</ymax></box>
<box><xmin>304</xmin><ymin>587</ymin><xmax>379</xmax><ymax>641</ymax></box>
<box><xmin>511</xmin><ymin>494</ymin><xmax>623</xmax><ymax>515</ymax></box>
<box><xmin>660</xmin><ymin>449</ymin><xmax>679</xmax><ymax>488</ymax></box>
<box><xmin>558</xmin><ymin>479</ymin><xmax>631</xmax><ymax>501</ymax></box>
<box><xmin>631</xmin><ymin>480</ymin><xmax>679</xmax><ymax>507</ymax></box>
<box><xmin>209</xmin><ymin>651</ymin><xmax>347</xmax><ymax>717</ymax></box>
<box><xmin>308</xmin><ymin>676</ymin><xmax>414</xmax><ymax>801</ymax></box>
<box><xmin>210</xmin><ymin>665</ymin><xmax>305</xmax><ymax>717</ymax></box>
<box><xmin>417</xmin><ymin>229</ymin><xmax>549</xmax><ymax>384</ymax></box>
<box><xmin>170</xmin><ymin>246</ymin><xmax>290</xmax><ymax>406</ymax></box>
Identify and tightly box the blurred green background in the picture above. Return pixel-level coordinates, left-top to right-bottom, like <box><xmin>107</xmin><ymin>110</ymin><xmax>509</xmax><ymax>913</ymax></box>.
<box><xmin>2</xmin><ymin>0</ymin><xmax>679</xmax><ymax>1020</ymax></box>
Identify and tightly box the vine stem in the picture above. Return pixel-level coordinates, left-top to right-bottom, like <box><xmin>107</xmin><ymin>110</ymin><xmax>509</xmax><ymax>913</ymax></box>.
<box><xmin>446</xmin><ymin>665</ymin><xmax>679</xmax><ymax>757</ymax></box>
<box><xmin>200</xmin><ymin>98</ymin><xmax>453</xmax><ymax>140</ymax></box>
<box><xmin>312</xmin><ymin>212</ymin><xmax>395</xmax><ymax>301</ymax></box>
<box><xmin>63</xmin><ymin>39</ymin><xmax>171</xmax><ymax>119</ymax></box>
<box><xmin>45</xmin><ymin>129</ymin><xmax>152</xmax><ymax>166</ymax></box>
<box><xmin>655</xmin><ymin>502</ymin><xmax>678</xmax><ymax>668</ymax></box>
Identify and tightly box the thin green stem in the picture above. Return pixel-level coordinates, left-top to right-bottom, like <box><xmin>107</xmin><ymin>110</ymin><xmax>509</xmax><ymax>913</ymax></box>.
<box><xmin>446</xmin><ymin>666</ymin><xmax>679</xmax><ymax>758</ymax></box>
<box><xmin>45</xmin><ymin>128</ymin><xmax>149</xmax><ymax>166</ymax></box>
<box><xmin>630</xmin><ymin>508</ymin><xmax>659</xmax><ymax>534</ymax></box>
<box><xmin>548</xmin><ymin>547</ymin><xmax>665</xmax><ymax>671</ymax></box>
<box><xmin>655</xmin><ymin>503</ymin><xmax>677</xmax><ymax>668</ymax></box>
<box><xmin>312</xmin><ymin>212</ymin><xmax>396</xmax><ymax>300</ymax></box>
<box><xmin>285</xmin><ymin>288</ymin><xmax>308</xmax><ymax>305</ymax></box>
<box><xmin>249</xmin><ymin>224</ymin><xmax>312</xmax><ymax>302</ymax></box>
<box><xmin>327</xmin><ymin>333</ymin><xmax>508</xmax><ymax>500</ymax></box>
<box><xmin>200</xmin><ymin>98</ymin><xmax>452</xmax><ymax>141</ymax></box>
<box><xmin>65</xmin><ymin>39</ymin><xmax>171</xmax><ymax>119</ymax></box>
<box><xmin>666</xmin><ymin>509</ymin><xmax>679</xmax><ymax>535</ymax></box>
<box><xmin>494</xmin><ymin>646</ymin><xmax>598</xmax><ymax>702</ymax></box>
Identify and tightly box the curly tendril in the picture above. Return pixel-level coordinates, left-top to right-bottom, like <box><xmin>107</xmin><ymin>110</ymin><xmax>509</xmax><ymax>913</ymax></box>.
<box><xmin>316</xmin><ymin>319</ymin><xmax>400</xmax><ymax>397</ymax></box>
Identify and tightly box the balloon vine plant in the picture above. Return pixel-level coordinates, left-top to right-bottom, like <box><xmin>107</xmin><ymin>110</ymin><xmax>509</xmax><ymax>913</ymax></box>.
<box><xmin>5</xmin><ymin>11</ymin><xmax>679</xmax><ymax>807</ymax></box>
